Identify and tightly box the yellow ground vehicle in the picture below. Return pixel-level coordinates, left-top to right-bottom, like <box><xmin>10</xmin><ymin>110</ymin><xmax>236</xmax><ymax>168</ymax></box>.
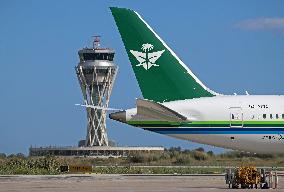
<box><xmin>225</xmin><ymin>166</ymin><xmax>278</xmax><ymax>189</ymax></box>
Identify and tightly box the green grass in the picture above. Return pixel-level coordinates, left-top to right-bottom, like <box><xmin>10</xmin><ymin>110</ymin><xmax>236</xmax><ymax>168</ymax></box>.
<box><xmin>0</xmin><ymin>149</ymin><xmax>283</xmax><ymax>175</ymax></box>
<box><xmin>92</xmin><ymin>166</ymin><xmax>224</xmax><ymax>174</ymax></box>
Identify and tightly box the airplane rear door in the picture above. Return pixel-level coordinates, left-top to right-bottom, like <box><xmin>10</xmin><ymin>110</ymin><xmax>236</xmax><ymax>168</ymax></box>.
<box><xmin>229</xmin><ymin>107</ymin><xmax>243</xmax><ymax>128</ymax></box>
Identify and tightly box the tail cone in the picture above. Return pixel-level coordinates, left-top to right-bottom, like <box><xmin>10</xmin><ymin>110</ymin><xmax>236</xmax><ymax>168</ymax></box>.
<box><xmin>109</xmin><ymin>110</ymin><xmax>126</xmax><ymax>123</ymax></box>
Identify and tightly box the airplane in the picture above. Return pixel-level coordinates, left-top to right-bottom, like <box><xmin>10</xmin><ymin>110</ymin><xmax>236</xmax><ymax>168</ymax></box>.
<box><xmin>108</xmin><ymin>7</ymin><xmax>284</xmax><ymax>154</ymax></box>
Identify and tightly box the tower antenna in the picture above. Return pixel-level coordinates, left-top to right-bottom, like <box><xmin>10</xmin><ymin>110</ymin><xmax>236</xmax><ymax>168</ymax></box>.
<box><xmin>93</xmin><ymin>35</ymin><xmax>101</xmax><ymax>49</ymax></box>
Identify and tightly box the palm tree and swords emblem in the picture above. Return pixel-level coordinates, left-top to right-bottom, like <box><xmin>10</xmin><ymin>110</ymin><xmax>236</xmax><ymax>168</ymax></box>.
<box><xmin>130</xmin><ymin>43</ymin><xmax>165</xmax><ymax>70</ymax></box>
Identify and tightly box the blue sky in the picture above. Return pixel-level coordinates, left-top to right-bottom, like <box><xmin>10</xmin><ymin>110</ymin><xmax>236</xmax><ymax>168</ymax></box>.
<box><xmin>1</xmin><ymin>0</ymin><xmax>284</xmax><ymax>154</ymax></box>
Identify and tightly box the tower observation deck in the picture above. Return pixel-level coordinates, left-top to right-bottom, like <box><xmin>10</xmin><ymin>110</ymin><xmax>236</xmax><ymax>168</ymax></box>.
<box><xmin>76</xmin><ymin>36</ymin><xmax>118</xmax><ymax>146</ymax></box>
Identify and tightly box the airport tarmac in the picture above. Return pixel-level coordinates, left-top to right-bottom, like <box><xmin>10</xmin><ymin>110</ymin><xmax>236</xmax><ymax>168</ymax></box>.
<box><xmin>0</xmin><ymin>174</ymin><xmax>283</xmax><ymax>192</ymax></box>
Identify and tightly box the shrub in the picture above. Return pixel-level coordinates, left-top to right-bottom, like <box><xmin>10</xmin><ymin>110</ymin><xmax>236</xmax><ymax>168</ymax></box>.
<box><xmin>195</xmin><ymin>147</ymin><xmax>205</xmax><ymax>152</ymax></box>
<box><xmin>207</xmin><ymin>151</ymin><xmax>214</xmax><ymax>156</ymax></box>
<box><xmin>175</xmin><ymin>154</ymin><xmax>191</xmax><ymax>165</ymax></box>
<box><xmin>16</xmin><ymin>153</ymin><xmax>25</xmax><ymax>158</ymax></box>
<box><xmin>192</xmin><ymin>151</ymin><xmax>208</xmax><ymax>161</ymax></box>
<box><xmin>128</xmin><ymin>153</ymin><xmax>148</xmax><ymax>163</ymax></box>
<box><xmin>0</xmin><ymin>156</ymin><xmax>60</xmax><ymax>175</ymax></box>
<box><xmin>0</xmin><ymin>153</ymin><xmax>6</xmax><ymax>158</ymax></box>
<box><xmin>168</xmin><ymin>147</ymin><xmax>181</xmax><ymax>152</ymax></box>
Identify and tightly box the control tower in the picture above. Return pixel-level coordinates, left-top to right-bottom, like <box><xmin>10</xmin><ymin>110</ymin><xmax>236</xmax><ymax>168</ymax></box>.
<box><xmin>75</xmin><ymin>36</ymin><xmax>118</xmax><ymax>146</ymax></box>
<box><xmin>29</xmin><ymin>36</ymin><xmax>164</xmax><ymax>157</ymax></box>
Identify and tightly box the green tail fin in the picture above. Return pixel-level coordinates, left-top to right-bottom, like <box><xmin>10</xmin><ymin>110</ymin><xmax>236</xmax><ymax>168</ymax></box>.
<box><xmin>110</xmin><ymin>7</ymin><xmax>218</xmax><ymax>102</ymax></box>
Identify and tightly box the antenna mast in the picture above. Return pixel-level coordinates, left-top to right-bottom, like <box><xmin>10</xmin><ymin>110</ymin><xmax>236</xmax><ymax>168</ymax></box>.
<box><xmin>93</xmin><ymin>35</ymin><xmax>101</xmax><ymax>49</ymax></box>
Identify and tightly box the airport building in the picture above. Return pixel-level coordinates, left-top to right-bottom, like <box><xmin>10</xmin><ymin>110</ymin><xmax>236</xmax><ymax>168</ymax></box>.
<box><xmin>29</xmin><ymin>36</ymin><xmax>164</xmax><ymax>157</ymax></box>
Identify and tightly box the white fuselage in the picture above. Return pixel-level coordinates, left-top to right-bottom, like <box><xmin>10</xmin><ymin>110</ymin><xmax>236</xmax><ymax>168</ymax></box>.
<box><xmin>125</xmin><ymin>95</ymin><xmax>284</xmax><ymax>154</ymax></box>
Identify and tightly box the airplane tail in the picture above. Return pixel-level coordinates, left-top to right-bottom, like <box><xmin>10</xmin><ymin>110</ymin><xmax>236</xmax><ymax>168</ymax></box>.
<box><xmin>110</xmin><ymin>7</ymin><xmax>219</xmax><ymax>102</ymax></box>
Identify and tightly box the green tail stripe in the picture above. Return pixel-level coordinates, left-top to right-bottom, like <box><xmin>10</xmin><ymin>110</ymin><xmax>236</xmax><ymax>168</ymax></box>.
<box><xmin>110</xmin><ymin>7</ymin><xmax>217</xmax><ymax>102</ymax></box>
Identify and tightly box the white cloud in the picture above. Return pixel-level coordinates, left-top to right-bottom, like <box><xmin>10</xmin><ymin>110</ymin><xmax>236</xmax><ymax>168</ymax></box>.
<box><xmin>235</xmin><ymin>17</ymin><xmax>284</xmax><ymax>33</ymax></box>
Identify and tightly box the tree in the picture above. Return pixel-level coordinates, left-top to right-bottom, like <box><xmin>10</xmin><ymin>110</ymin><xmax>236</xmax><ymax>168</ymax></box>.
<box><xmin>16</xmin><ymin>153</ymin><xmax>25</xmax><ymax>158</ymax></box>
<box><xmin>192</xmin><ymin>151</ymin><xmax>208</xmax><ymax>161</ymax></box>
<box><xmin>207</xmin><ymin>151</ymin><xmax>214</xmax><ymax>156</ymax></box>
<box><xmin>168</xmin><ymin>146</ymin><xmax>181</xmax><ymax>152</ymax></box>
<box><xmin>0</xmin><ymin>153</ymin><xmax>6</xmax><ymax>158</ymax></box>
<box><xmin>195</xmin><ymin>147</ymin><xmax>205</xmax><ymax>152</ymax></box>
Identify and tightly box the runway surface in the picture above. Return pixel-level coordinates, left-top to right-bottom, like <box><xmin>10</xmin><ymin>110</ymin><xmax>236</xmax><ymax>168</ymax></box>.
<box><xmin>0</xmin><ymin>174</ymin><xmax>283</xmax><ymax>192</ymax></box>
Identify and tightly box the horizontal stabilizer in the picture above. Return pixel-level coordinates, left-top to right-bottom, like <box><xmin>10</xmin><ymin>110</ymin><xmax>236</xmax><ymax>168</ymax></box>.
<box><xmin>136</xmin><ymin>99</ymin><xmax>187</xmax><ymax>122</ymax></box>
<box><xmin>75</xmin><ymin>104</ymin><xmax>122</xmax><ymax>111</ymax></box>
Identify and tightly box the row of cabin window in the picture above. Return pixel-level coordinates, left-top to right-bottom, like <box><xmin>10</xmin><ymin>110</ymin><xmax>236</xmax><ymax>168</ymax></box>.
<box><xmin>262</xmin><ymin>114</ymin><xmax>284</xmax><ymax>119</ymax></box>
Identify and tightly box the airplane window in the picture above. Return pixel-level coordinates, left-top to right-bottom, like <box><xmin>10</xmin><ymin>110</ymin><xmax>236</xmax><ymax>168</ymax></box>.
<box><xmin>276</xmin><ymin>114</ymin><xmax>279</xmax><ymax>119</ymax></box>
<box><xmin>270</xmin><ymin>114</ymin><xmax>273</xmax><ymax>119</ymax></box>
<box><xmin>263</xmin><ymin>114</ymin><xmax>266</xmax><ymax>119</ymax></box>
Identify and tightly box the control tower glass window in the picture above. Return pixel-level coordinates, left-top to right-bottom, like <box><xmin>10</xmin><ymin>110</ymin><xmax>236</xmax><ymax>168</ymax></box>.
<box><xmin>82</xmin><ymin>53</ymin><xmax>114</xmax><ymax>61</ymax></box>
